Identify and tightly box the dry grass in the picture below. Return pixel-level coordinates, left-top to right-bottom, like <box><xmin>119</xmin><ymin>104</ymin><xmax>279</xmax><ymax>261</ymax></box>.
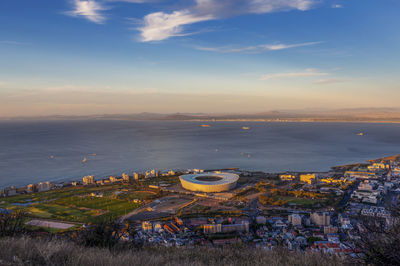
<box><xmin>0</xmin><ymin>237</ymin><xmax>346</xmax><ymax>266</ymax></box>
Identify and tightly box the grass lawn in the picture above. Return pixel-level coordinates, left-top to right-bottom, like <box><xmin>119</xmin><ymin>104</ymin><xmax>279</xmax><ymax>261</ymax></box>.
<box><xmin>1</xmin><ymin>184</ymin><xmax>143</xmax><ymax>223</ymax></box>
<box><xmin>117</xmin><ymin>191</ymin><xmax>157</xmax><ymax>201</ymax></box>
<box><xmin>274</xmin><ymin>196</ymin><xmax>324</xmax><ymax>206</ymax></box>
<box><xmin>27</xmin><ymin>203</ymin><xmax>97</xmax><ymax>222</ymax></box>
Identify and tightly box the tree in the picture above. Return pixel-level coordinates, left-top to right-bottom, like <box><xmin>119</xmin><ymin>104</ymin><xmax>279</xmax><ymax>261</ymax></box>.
<box><xmin>350</xmin><ymin>207</ymin><xmax>400</xmax><ymax>266</ymax></box>
<box><xmin>0</xmin><ymin>211</ymin><xmax>25</xmax><ymax>237</ymax></box>
<box><xmin>78</xmin><ymin>219</ymin><xmax>136</xmax><ymax>249</ymax></box>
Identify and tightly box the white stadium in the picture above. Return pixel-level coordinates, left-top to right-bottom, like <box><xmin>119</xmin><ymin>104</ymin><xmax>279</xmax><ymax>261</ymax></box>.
<box><xmin>179</xmin><ymin>172</ymin><xmax>239</xmax><ymax>193</ymax></box>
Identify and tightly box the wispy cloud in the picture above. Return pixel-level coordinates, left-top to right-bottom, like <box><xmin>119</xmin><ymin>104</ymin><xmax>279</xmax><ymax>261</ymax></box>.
<box><xmin>260</xmin><ymin>68</ymin><xmax>328</xmax><ymax>80</ymax></box>
<box><xmin>105</xmin><ymin>0</ymin><xmax>157</xmax><ymax>2</ymax></box>
<box><xmin>140</xmin><ymin>11</ymin><xmax>213</xmax><ymax>42</ymax></box>
<box><xmin>0</xmin><ymin>40</ymin><xmax>25</xmax><ymax>45</ymax></box>
<box><xmin>65</xmin><ymin>0</ymin><xmax>108</xmax><ymax>24</ymax></box>
<box><xmin>331</xmin><ymin>4</ymin><xmax>343</xmax><ymax>8</ymax></box>
<box><xmin>65</xmin><ymin>0</ymin><xmax>159</xmax><ymax>24</ymax></box>
<box><xmin>196</xmin><ymin>41</ymin><xmax>322</xmax><ymax>53</ymax></box>
<box><xmin>314</xmin><ymin>78</ymin><xmax>345</xmax><ymax>84</ymax></box>
<box><xmin>138</xmin><ymin>0</ymin><xmax>318</xmax><ymax>42</ymax></box>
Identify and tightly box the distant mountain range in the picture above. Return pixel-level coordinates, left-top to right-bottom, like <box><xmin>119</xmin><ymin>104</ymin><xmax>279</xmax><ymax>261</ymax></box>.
<box><xmin>3</xmin><ymin>108</ymin><xmax>400</xmax><ymax>123</ymax></box>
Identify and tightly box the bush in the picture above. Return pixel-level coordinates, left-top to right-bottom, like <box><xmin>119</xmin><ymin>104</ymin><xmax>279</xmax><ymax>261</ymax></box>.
<box><xmin>0</xmin><ymin>236</ymin><xmax>345</xmax><ymax>266</ymax></box>
<box><xmin>350</xmin><ymin>207</ymin><xmax>400</xmax><ymax>266</ymax></box>
<box><xmin>78</xmin><ymin>219</ymin><xmax>136</xmax><ymax>249</ymax></box>
<box><xmin>0</xmin><ymin>211</ymin><xmax>25</xmax><ymax>237</ymax></box>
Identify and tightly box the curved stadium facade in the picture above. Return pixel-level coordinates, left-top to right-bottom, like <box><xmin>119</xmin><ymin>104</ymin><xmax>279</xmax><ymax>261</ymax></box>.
<box><xmin>179</xmin><ymin>172</ymin><xmax>239</xmax><ymax>193</ymax></box>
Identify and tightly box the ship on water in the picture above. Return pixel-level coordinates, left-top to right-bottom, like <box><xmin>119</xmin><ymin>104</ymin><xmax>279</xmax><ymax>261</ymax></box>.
<box><xmin>242</xmin><ymin>126</ymin><xmax>250</xmax><ymax>130</ymax></box>
<box><xmin>201</xmin><ymin>125</ymin><xmax>211</xmax><ymax>128</ymax></box>
<box><xmin>357</xmin><ymin>133</ymin><xmax>364</xmax><ymax>136</ymax></box>
<box><xmin>82</xmin><ymin>157</ymin><xmax>87</xmax><ymax>163</ymax></box>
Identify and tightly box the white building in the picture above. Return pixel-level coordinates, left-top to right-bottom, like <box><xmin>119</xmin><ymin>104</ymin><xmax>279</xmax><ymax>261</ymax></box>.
<box><xmin>288</xmin><ymin>214</ymin><xmax>302</xmax><ymax>226</ymax></box>
<box><xmin>311</xmin><ymin>212</ymin><xmax>331</xmax><ymax>226</ymax></box>
<box><xmin>179</xmin><ymin>172</ymin><xmax>239</xmax><ymax>193</ymax></box>
<box><xmin>38</xmin><ymin>181</ymin><xmax>51</xmax><ymax>192</ymax></box>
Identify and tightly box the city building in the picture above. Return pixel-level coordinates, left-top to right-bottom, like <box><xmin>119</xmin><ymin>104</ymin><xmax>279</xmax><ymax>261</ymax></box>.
<box><xmin>82</xmin><ymin>175</ymin><xmax>95</xmax><ymax>185</ymax></box>
<box><xmin>133</xmin><ymin>172</ymin><xmax>140</xmax><ymax>181</ymax></box>
<box><xmin>358</xmin><ymin>181</ymin><xmax>376</xmax><ymax>191</ymax></box>
<box><xmin>324</xmin><ymin>225</ymin><xmax>338</xmax><ymax>234</ymax></box>
<box><xmin>153</xmin><ymin>222</ymin><xmax>163</xmax><ymax>232</ymax></box>
<box><xmin>122</xmin><ymin>173</ymin><xmax>131</xmax><ymax>182</ymax></box>
<box><xmin>367</xmin><ymin>163</ymin><xmax>390</xmax><ymax>171</ymax></box>
<box><xmin>338</xmin><ymin>213</ymin><xmax>350</xmax><ymax>226</ymax></box>
<box><xmin>109</xmin><ymin>176</ymin><xmax>118</xmax><ymax>183</ymax></box>
<box><xmin>203</xmin><ymin>222</ymin><xmax>249</xmax><ymax>234</ymax></box>
<box><xmin>320</xmin><ymin>178</ymin><xmax>347</xmax><ymax>185</ymax></box>
<box><xmin>288</xmin><ymin>214</ymin><xmax>302</xmax><ymax>226</ymax></box>
<box><xmin>311</xmin><ymin>212</ymin><xmax>330</xmax><ymax>226</ymax></box>
<box><xmin>345</xmin><ymin>171</ymin><xmax>379</xmax><ymax>180</ymax></box>
<box><xmin>179</xmin><ymin>172</ymin><xmax>239</xmax><ymax>193</ymax></box>
<box><xmin>142</xmin><ymin>221</ymin><xmax>152</xmax><ymax>232</ymax></box>
<box><xmin>280</xmin><ymin>174</ymin><xmax>297</xmax><ymax>181</ymax></box>
<box><xmin>27</xmin><ymin>184</ymin><xmax>36</xmax><ymax>193</ymax></box>
<box><xmin>38</xmin><ymin>181</ymin><xmax>51</xmax><ymax>192</ymax></box>
<box><xmin>300</xmin><ymin>174</ymin><xmax>316</xmax><ymax>184</ymax></box>
<box><xmin>203</xmin><ymin>224</ymin><xmax>221</xmax><ymax>234</ymax></box>
<box><xmin>4</xmin><ymin>187</ymin><xmax>17</xmax><ymax>196</ymax></box>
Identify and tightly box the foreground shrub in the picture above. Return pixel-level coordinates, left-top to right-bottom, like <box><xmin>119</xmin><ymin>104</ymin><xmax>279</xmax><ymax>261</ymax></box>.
<box><xmin>0</xmin><ymin>236</ymin><xmax>345</xmax><ymax>266</ymax></box>
<box><xmin>0</xmin><ymin>211</ymin><xmax>25</xmax><ymax>237</ymax></box>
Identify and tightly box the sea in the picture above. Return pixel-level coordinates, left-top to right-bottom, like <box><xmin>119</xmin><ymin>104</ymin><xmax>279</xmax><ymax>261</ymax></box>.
<box><xmin>1</xmin><ymin>120</ymin><xmax>400</xmax><ymax>188</ymax></box>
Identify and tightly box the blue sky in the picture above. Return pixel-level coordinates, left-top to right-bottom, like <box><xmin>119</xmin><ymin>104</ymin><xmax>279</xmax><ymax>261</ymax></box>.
<box><xmin>0</xmin><ymin>0</ymin><xmax>399</xmax><ymax>116</ymax></box>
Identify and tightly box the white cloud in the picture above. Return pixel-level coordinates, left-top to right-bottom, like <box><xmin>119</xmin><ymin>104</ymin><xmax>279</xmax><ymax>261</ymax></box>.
<box><xmin>260</xmin><ymin>68</ymin><xmax>328</xmax><ymax>80</ymax></box>
<box><xmin>331</xmin><ymin>4</ymin><xmax>343</xmax><ymax>8</ymax></box>
<box><xmin>138</xmin><ymin>0</ymin><xmax>318</xmax><ymax>42</ymax></box>
<box><xmin>66</xmin><ymin>0</ymin><xmax>108</xmax><ymax>24</ymax></box>
<box><xmin>105</xmin><ymin>0</ymin><xmax>155</xmax><ymax>3</ymax></box>
<box><xmin>196</xmin><ymin>41</ymin><xmax>322</xmax><ymax>53</ymax></box>
<box><xmin>140</xmin><ymin>10</ymin><xmax>213</xmax><ymax>42</ymax></box>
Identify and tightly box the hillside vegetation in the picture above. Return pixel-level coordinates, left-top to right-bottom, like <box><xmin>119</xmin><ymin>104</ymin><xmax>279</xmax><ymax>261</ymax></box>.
<box><xmin>0</xmin><ymin>237</ymin><xmax>345</xmax><ymax>266</ymax></box>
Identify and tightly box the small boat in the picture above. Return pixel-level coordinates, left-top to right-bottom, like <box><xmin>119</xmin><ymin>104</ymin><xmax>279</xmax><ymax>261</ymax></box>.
<box><xmin>49</xmin><ymin>155</ymin><xmax>55</xmax><ymax>159</ymax></box>
<box><xmin>357</xmin><ymin>133</ymin><xmax>364</xmax><ymax>136</ymax></box>
<box><xmin>91</xmin><ymin>153</ymin><xmax>97</xmax><ymax>156</ymax></box>
<box><xmin>82</xmin><ymin>157</ymin><xmax>87</xmax><ymax>163</ymax></box>
<box><xmin>201</xmin><ymin>125</ymin><xmax>211</xmax><ymax>128</ymax></box>
<box><xmin>242</xmin><ymin>126</ymin><xmax>250</xmax><ymax>130</ymax></box>
<box><xmin>215</xmin><ymin>149</ymin><xmax>219</xmax><ymax>152</ymax></box>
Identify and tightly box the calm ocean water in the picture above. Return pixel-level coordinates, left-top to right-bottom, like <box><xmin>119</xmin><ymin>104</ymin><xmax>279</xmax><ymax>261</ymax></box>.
<box><xmin>0</xmin><ymin>120</ymin><xmax>400</xmax><ymax>188</ymax></box>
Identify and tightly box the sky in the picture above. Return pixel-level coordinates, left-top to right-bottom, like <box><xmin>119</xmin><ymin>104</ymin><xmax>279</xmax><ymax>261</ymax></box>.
<box><xmin>0</xmin><ymin>0</ymin><xmax>399</xmax><ymax>116</ymax></box>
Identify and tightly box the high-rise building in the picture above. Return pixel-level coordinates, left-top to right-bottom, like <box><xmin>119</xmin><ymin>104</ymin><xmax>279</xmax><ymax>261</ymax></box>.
<box><xmin>311</xmin><ymin>212</ymin><xmax>331</xmax><ymax>226</ymax></box>
<box><xmin>122</xmin><ymin>173</ymin><xmax>131</xmax><ymax>182</ymax></box>
<box><xmin>38</xmin><ymin>181</ymin><xmax>51</xmax><ymax>192</ymax></box>
<box><xmin>288</xmin><ymin>214</ymin><xmax>302</xmax><ymax>226</ymax></box>
<box><xmin>300</xmin><ymin>174</ymin><xmax>316</xmax><ymax>184</ymax></box>
<box><xmin>133</xmin><ymin>172</ymin><xmax>140</xmax><ymax>181</ymax></box>
<box><xmin>82</xmin><ymin>175</ymin><xmax>95</xmax><ymax>185</ymax></box>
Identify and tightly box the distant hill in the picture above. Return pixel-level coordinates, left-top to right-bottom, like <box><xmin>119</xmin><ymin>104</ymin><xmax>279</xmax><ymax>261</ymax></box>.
<box><xmin>2</xmin><ymin>108</ymin><xmax>400</xmax><ymax>123</ymax></box>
